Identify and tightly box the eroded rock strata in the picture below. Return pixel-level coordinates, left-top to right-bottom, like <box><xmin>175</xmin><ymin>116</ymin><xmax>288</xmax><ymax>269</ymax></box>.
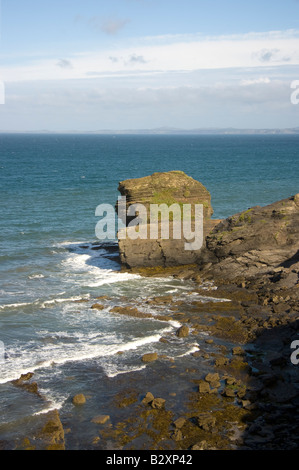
<box><xmin>116</xmin><ymin>171</ymin><xmax>219</xmax><ymax>268</ymax></box>
<box><xmin>199</xmin><ymin>193</ymin><xmax>299</xmax><ymax>282</ymax></box>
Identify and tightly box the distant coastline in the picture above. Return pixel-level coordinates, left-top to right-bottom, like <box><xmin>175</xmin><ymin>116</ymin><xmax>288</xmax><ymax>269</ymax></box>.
<box><xmin>1</xmin><ymin>127</ymin><xmax>299</xmax><ymax>135</ymax></box>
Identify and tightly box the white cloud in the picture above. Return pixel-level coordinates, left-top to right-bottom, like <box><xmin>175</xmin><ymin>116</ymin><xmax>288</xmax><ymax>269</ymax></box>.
<box><xmin>2</xmin><ymin>78</ymin><xmax>294</xmax><ymax>131</ymax></box>
<box><xmin>1</xmin><ymin>29</ymin><xmax>299</xmax><ymax>130</ymax></box>
<box><xmin>1</xmin><ymin>29</ymin><xmax>299</xmax><ymax>83</ymax></box>
<box><xmin>241</xmin><ymin>77</ymin><xmax>271</xmax><ymax>86</ymax></box>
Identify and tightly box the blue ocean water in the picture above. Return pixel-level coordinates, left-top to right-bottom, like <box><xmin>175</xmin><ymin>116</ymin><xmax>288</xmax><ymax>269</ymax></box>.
<box><xmin>0</xmin><ymin>133</ymin><xmax>298</xmax><ymax>447</ymax></box>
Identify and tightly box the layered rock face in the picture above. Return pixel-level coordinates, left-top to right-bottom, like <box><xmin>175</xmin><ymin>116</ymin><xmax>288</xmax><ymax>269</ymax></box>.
<box><xmin>116</xmin><ymin>171</ymin><xmax>218</xmax><ymax>268</ymax></box>
<box><xmin>117</xmin><ymin>171</ymin><xmax>213</xmax><ymax>220</ymax></box>
<box><xmin>199</xmin><ymin>193</ymin><xmax>299</xmax><ymax>281</ymax></box>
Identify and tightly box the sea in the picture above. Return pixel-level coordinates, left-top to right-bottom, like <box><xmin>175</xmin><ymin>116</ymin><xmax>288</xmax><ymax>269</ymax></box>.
<box><xmin>0</xmin><ymin>133</ymin><xmax>298</xmax><ymax>449</ymax></box>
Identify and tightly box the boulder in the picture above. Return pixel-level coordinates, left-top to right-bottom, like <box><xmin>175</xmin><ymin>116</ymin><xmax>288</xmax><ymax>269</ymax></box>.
<box><xmin>91</xmin><ymin>303</ymin><xmax>105</xmax><ymax>310</ymax></box>
<box><xmin>72</xmin><ymin>393</ymin><xmax>86</xmax><ymax>405</ymax></box>
<box><xmin>11</xmin><ymin>373</ymin><xmax>41</xmax><ymax>397</ymax></box>
<box><xmin>141</xmin><ymin>352</ymin><xmax>158</xmax><ymax>363</ymax></box>
<box><xmin>204</xmin><ymin>372</ymin><xmax>220</xmax><ymax>383</ymax></box>
<box><xmin>142</xmin><ymin>392</ymin><xmax>155</xmax><ymax>405</ymax></box>
<box><xmin>176</xmin><ymin>325</ymin><xmax>189</xmax><ymax>338</ymax></box>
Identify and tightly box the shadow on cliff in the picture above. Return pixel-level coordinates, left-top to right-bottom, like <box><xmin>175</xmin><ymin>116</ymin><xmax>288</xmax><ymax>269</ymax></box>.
<box><xmin>280</xmin><ymin>249</ymin><xmax>299</xmax><ymax>269</ymax></box>
<box><xmin>239</xmin><ymin>318</ymin><xmax>299</xmax><ymax>450</ymax></box>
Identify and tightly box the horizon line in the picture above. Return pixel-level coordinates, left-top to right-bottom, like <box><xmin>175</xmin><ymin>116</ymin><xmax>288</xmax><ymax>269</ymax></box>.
<box><xmin>0</xmin><ymin>126</ymin><xmax>299</xmax><ymax>135</ymax></box>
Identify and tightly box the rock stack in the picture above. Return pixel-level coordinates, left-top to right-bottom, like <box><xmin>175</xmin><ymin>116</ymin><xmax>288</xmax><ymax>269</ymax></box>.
<box><xmin>116</xmin><ymin>171</ymin><xmax>219</xmax><ymax>268</ymax></box>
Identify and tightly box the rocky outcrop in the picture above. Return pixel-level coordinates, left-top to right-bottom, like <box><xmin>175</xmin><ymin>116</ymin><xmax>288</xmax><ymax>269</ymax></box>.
<box><xmin>116</xmin><ymin>171</ymin><xmax>219</xmax><ymax>268</ymax></box>
<box><xmin>198</xmin><ymin>193</ymin><xmax>299</xmax><ymax>282</ymax></box>
<box><xmin>116</xmin><ymin>169</ymin><xmax>299</xmax><ymax>282</ymax></box>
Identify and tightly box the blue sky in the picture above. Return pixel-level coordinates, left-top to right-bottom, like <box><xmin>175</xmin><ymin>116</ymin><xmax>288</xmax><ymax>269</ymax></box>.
<box><xmin>0</xmin><ymin>0</ymin><xmax>299</xmax><ymax>131</ymax></box>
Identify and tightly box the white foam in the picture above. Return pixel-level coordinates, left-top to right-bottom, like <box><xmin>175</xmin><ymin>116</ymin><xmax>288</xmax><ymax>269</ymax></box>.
<box><xmin>86</xmin><ymin>271</ymin><xmax>140</xmax><ymax>287</ymax></box>
<box><xmin>53</xmin><ymin>241</ymin><xmax>87</xmax><ymax>248</ymax></box>
<box><xmin>201</xmin><ymin>296</ymin><xmax>231</xmax><ymax>303</ymax></box>
<box><xmin>33</xmin><ymin>405</ymin><xmax>62</xmax><ymax>416</ymax></box>
<box><xmin>105</xmin><ymin>364</ymin><xmax>147</xmax><ymax>378</ymax></box>
<box><xmin>0</xmin><ymin>294</ymin><xmax>90</xmax><ymax>311</ymax></box>
<box><xmin>177</xmin><ymin>345</ymin><xmax>200</xmax><ymax>358</ymax></box>
<box><xmin>168</xmin><ymin>320</ymin><xmax>182</xmax><ymax>328</ymax></box>
<box><xmin>60</xmin><ymin>248</ymin><xmax>140</xmax><ymax>287</ymax></box>
<box><xmin>0</xmin><ymin>330</ymin><xmax>170</xmax><ymax>384</ymax></box>
<box><xmin>40</xmin><ymin>295</ymin><xmax>90</xmax><ymax>308</ymax></box>
<box><xmin>0</xmin><ymin>302</ymin><xmax>33</xmax><ymax>310</ymax></box>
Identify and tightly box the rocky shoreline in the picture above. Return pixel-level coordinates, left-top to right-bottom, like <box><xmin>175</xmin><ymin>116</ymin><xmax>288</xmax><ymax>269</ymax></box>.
<box><xmin>100</xmin><ymin>184</ymin><xmax>299</xmax><ymax>450</ymax></box>
<box><xmin>12</xmin><ymin>264</ymin><xmax>298</xmax><ymax>450</ymax></box>
<box><xmin>4</xmin><ymin>174</ymin><xmax>299</xmax><ymax>451</ymax></box>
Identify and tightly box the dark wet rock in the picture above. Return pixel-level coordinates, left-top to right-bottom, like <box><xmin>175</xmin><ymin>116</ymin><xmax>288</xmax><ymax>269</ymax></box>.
<box><xmin>260</xmin><ymin>373</ymin><xmax>280</xmax><ymax>387</ymax></box>
<box><xmin>91</xmin><ymin>303</ymin><xmax>105</xmax><ymax>310</ymax></box>
<box><xmin>270</xmin><ymin>355</ymin><xmax>288</xmax><ymax>368</ymax></box>
<box><xmin>266</xmin><ymin>381</ymin><xmax>298</xmax><ymax>403</ymax></box>
<box><xmin>11</xmin><ymin>373</ymin><xmax>41</xmax><ymax>397</ymax></box>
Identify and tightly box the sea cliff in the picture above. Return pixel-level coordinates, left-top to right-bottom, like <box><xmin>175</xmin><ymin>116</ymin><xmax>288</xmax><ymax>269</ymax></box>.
<box><xmin>116</xmin><ymin>171</ymin><xmax>219</xmax><ymax>268</ymax></box>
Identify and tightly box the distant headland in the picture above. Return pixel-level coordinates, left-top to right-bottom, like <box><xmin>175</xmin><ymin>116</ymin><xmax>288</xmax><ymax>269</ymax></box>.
<box><xmin>1</xmin><ymin>127</ymin><xmax>299</xmax><ymax>135</ymax></box>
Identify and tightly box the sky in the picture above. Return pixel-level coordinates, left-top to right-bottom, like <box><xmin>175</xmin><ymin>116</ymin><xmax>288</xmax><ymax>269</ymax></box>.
<box><xmin>0</xmin><ymin>0</ymin><xmax>299</xmax><ymax>131</ymax></box>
